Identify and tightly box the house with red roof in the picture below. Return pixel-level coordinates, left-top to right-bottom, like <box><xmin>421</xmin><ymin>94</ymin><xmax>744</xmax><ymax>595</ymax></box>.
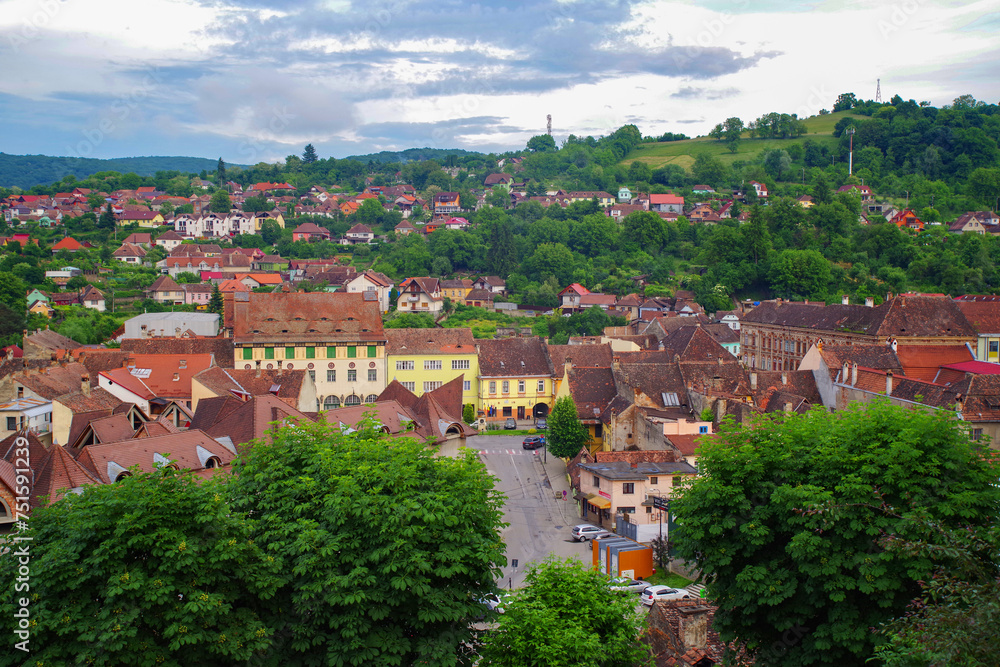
<box><xmin>51</xmin><ymin>236</ymin><xmax>85</xmax><ymax>254</ymax></box>
<box><xmin>558</xmin><ymin>283</ymin><xmax>591</xmax><ymax>310</ymax></box>
<box><xmin>649</xmin><ymin>194</ymin><xmax>684</xmax><ymax>213</ymax></box>
<box><xmin>291</xmin><ymin>222</ymin><xmax>331</xmax><ymax>242</ymax></box>
<box><xmin>97</xmin><ymin>353</ymin><xmax>215</xmax><ymax>413</ymax></box>
<box><xmin>888</xmin><ymin>208</ymin><xmax>924</xmax><ymax>231</ymax></box>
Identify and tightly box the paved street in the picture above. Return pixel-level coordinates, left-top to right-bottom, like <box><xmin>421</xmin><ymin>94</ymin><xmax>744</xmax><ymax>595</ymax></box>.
<box><xmin>437</xmin><ymin>434</ymin><xmax>590</xmax><ymax>589</ymax></box>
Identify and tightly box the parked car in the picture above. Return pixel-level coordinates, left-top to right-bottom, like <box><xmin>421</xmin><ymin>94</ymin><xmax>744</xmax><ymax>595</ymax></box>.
<box><xmin>504</xmin><ymin>417</ymin><xmax>517</xmax><ymax>430</ymax></box>
<box><xmin>640</xmin><ymin>586</ymin><xmax>693</xmax><ymax>606</ymax></box>
<box><xmin>522</xmin><ymin>435</ymin><xmax>546</xmax><ymax>450</ymax></box>
<box><xmin>609</xmin><ymin>577</ymin><xmax>652</xmax><ymax>594</ymax></box>
<box><xmin>571</xmin><ymin>524</ymin><xmax>606</xmax><ymax>541</ymax></box>
<box><xmin>480</xmin><ymin>593</ymin><xmax>508</xmax><ymax>614</ymax></box>
<box><xmin>592</xmin><ymin>532</ymin><xmax>618</xmax><ymax>541</ymax></box>
<box><xmin>534</xmin><ymin>418</ymin><xmax>547</xmax><ymax>430</ymax></box>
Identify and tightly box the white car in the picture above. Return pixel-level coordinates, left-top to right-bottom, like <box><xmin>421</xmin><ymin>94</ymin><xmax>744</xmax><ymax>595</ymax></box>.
<box><xmin>640</xmin><ymin>586</ymin><xmax>693</xmax><ymax>606</ymax></box>
<box><xmin>479</xmin><ymin>593</ymin><xmax>509</xmax><ymax>614</ymax></box>
<box><xmin>609</xmin><ymin>577</ymin><xmax>652</xmax><ymax>594</ymax></box>
<box><xmin>571</xmin><ymin>524</ymin><xmax>606</xmax><ymax>541</ymax></box>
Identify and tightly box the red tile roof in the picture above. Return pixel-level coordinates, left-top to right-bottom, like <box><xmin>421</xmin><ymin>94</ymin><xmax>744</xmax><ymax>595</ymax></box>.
<box><xmin>228</xmin><ymin>292</ymin><xmax>385</xmax><ymax>344</ymax></box>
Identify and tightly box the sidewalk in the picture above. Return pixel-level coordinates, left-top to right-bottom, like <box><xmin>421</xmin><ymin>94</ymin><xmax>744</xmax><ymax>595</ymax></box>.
<box><xmin>532</xmin><ymin>448</ymin><xmax>582</xmax><ymax>528</ymax></box>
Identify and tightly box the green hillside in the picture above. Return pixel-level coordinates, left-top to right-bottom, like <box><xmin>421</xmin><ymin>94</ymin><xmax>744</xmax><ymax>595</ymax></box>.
<box><xmin>623</xmin><ymin>111</ymin><xmax>865</xmax><ymax>170</ymax></box>
<box><xmin>0</xmin><ymin>154</ymin><xmax>240</xmax><ymax>190</ymax></box>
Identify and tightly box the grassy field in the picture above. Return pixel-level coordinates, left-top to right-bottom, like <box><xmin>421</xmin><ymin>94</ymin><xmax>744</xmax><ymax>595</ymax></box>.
<box><xmin>623</xmin><ymin>111</ymin><xmax>865</xmax><ymax>170</ymax></box>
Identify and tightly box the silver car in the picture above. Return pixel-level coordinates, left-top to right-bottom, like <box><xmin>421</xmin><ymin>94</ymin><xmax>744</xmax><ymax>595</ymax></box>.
<box><xmin>571</xmin><ymin>524</ymin><xmax>605</xmax><ymax>541</ymax></box>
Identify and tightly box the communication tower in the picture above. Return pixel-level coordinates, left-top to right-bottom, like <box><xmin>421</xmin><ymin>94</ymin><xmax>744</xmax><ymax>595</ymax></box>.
<box><xmin>875</xmin><ymin>79</ymin><xmax>882</xmax><ymax>103</ymax></box>
<box><xmin>547</xmin><ymin>114</ymin><xmax>552</xmax><ymax>136</ymax></box>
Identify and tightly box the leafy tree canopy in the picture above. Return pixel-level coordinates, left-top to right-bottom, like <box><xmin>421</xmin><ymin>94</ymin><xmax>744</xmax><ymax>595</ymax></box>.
<box><xmin>673</xmin><ymin>401</ymin><xmax>1000</xmax><ymax>667</ymax></box>
<box><xmin>480</xmin><ymin>557</ymin><xmax>650</xmax><ymax>666</ymax></box>
<box><xmin>227</xmin><ymin>416</ymin><xmax>508</xmax><ymax>666</ymax></box>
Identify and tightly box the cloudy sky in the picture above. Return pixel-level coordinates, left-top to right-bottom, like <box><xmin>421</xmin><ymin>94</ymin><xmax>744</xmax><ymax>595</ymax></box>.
<box><xmin>0</xmin><ymin>0</ymin><xmax>997</xmax><ymax>164</ymax></box>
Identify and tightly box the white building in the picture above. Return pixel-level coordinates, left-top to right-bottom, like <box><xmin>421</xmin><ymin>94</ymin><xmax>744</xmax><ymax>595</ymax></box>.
<box><xmin>123</xmin><ymin>312</ymin><xmax>220</xmax><ymax>339</ymax></box>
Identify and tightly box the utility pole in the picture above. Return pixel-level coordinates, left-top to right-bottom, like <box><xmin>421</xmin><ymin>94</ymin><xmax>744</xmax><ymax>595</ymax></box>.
<box><xmin>847</xmin><ymin>126</ymin><xmax>856</xmax><ymax>175</ymax></box>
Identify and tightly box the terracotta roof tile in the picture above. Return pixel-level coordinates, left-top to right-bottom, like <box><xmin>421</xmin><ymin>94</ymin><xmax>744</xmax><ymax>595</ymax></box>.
<box><xmin>229</xmin><ymin>292</ymin><xmax>385</xmax><ymax>344</ymax></box>
<box><xmin>385</xmin><ymin>328</ymin><xmax>477</xmax><ymax>355</ymax></box>
<box><xmin>478</xmin><ymin>337</ymin><xmax>553</xmax><ymax>377</ymax></box>
<box><xmin>75</xmin><ymin>429</ymin><xmax>235</xmax><ymax>483</ymax></box>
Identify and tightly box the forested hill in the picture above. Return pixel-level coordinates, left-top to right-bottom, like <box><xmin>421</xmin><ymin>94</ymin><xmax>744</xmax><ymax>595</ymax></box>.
<box><xmin>0</xmin><ymin>154</ymin><xmax>230</xmax><ymax>189</ymax></box>
<box><xmin>344</xmin><ymin>147</ymin><xmax>484</xmax><ymax>165</ymax></box>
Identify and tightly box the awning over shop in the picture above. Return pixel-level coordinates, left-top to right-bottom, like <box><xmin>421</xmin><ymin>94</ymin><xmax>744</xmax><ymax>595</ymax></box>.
<box><xmin>587</xmin><ymin>494</ymin><xmax>611</xmax><ymax>509</ymax></box>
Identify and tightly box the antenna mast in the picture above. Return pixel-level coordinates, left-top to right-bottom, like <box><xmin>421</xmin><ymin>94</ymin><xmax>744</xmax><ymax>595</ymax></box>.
<box><xmin>875</xmin><ymin>79</ymin><xmax>882</xmax><ymax>103</ymax></box>
<box><xmin>546</xmin><ymin>114</ymin><xmax>552</xmax><ymax>136</ymax></box>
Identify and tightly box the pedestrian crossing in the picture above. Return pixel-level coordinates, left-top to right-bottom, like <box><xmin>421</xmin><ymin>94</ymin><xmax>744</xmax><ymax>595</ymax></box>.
<box><xmin>479</xmin><ymin>448</ymin><xmax>538</xmax><ymax>456</ymax></box>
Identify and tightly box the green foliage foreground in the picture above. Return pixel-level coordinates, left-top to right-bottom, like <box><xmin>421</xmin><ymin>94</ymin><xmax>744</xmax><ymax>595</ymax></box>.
<box><xmin>672</xmin><ymin>401</ymin><xmax>1000</xmax><ymax>667</ymax></box>
<box><xmin>479</xmin><ymin>558</ymin><xmax>649</xmax><ymax>667</ymax></box>
<box><xmin>0</xmin><ymin>418</ymin><xmax>508</xmax><ymax>666</ymax></box>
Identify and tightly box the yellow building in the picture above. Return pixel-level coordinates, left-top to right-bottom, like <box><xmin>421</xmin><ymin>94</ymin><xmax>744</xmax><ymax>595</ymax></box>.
<box><xmin>385</xmin><ymin>328</ymin><xmax>479</xmax><ymax>407</ymax></box>
<box><xmin>225</xmin><ymin>291</ymin><xmax>386</xmax><ymax>410</ymax></box>
<box><xmin>477</xmin><ymin>337</ymin><xmax>554</xmax><ymax>422</ymax></box>
<box><xmin>439</xmin><ymin>279</ymin><xmax>473</xmax><ymax>301</ymax></box>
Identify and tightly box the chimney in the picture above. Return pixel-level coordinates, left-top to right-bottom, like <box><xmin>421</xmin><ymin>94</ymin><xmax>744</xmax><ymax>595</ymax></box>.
<box><xmin>81</xmin><ymin>375</ymin><xmax>90</xmax><ymax>397</ymax></box>
<box><xmin>612</xmin><ymin>356</ymin><xmax>621</xmax><ymax>370</ymax></box>
<box><xmin>175</xmin><ymin>326</ymin><xmax>182</xmax><ymax>338</ymax></box>
<box><xmin>842</xmin><ymin>295</ymin><xmax>849</xmax><ymax>305</ymax></box>
<box><xmin>781</xmin><ymin>372</ymin><xmax>787</xmax><ymax>385</ymax></box>
<box><xmin>865</xmin><ymin>296</ymin><xmax>874</xmax><ymax>308</ymax></box>
<box><xmin>255</xmin><ymin>360</ymin><xmax>262</xmax><ymax>378</ymax></box>
<box><xmin>851</xmin><ymin>362</ymin><xmax>858</xmax><ymax>387</ymax></box>
<box><xmin>886</xmin><ymin>371</ymin><xmax>893</xmax><ymax>395</ymax></box>
<box><xmin>717</xmin><ymin>356</ymin><xmax>723</xmax><ymax>365</ymax></box>
<box><xmin>842</xmin><ymin>361</ymin><xmax>849</xmax><ymax>382</ymax></box>
<box><xmin>886</xmin><ymin>291</ymin><xmax>893</xmax><ymax>301</ymax></box>
<box><xmin>750</xmin><ymin>372</ymin><xmax>757</xmax><ymax>390</ymax></box>
<box><xmin>955</xmin><ymin>393</ymin><xmax>963</xmax><ymax>413</ymax></box>
<box><xmin>277</xmin><ymin>360</ymin><xmax>283</xmax><ymax>375</ymax></box>
<box><xmin>565</xmin><ymin>357</ymin><xmax>572</xmax><ymax>371</ymax></box>
<box><xmin>783</xmin><ymin>402</ymin><xmax>793</xmax><ymax>412</ymax></box>
<box><xmin>677</xmin><ymin>606</ymin><xmax>710</xmax><ymax>650</ymax></box>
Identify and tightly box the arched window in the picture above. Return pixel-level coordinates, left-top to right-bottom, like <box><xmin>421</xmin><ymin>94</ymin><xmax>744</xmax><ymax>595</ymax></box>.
<box><xmin>115</xmin><ymin>472</ymin><xmax>132</xmax><ymax>482</ymax></box>
<box><xmin>205</xmin><ymin>457</ymin><xmax>221</xmax><ymax>469</ymax></box>
<box><xmin>344</xmin><ymin>395</ymin><xmax>361</xmax><ymax>407</ymax></box>
<box><xmin>0</xmin><ymin>498</ymin><xmax>13</xmax><ymax>524</ymax></box>
<box><xmin>324</xmin><ymin>395</ymin><xmax>341</xmax><ymax>409</ymax></box>
<box><xmin>364</xmin><ymin>394</ymin><xmax>378</xmax><ymax>404</ymax></box>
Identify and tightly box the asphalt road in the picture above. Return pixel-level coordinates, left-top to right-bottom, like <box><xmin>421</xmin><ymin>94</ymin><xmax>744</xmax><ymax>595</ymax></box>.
<box><xmin>438</xmin><ymin>434</ymin><xmax>591</xmax><ymax>589</ymax></box>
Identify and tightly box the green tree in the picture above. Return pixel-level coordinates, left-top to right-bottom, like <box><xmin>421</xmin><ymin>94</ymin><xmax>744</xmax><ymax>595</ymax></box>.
<box><xmin>547</xmin><ymin>395</ymin><xmax>589</xmax><ymax>458</ymax></box>
<box><xmin>302</xmin><ymin>143</ymin><xmax>318</xmax><ymax>163</ymax></box>
<box><xmin>724</xmin><ymin>116</ymin><xmax>744</xmax><ymax>153</ymax></box>
<box><xmin>479</xmin><ymin>557</ymin><xmax>650</xmax><ymax>667</ymax></box>
<box><xmin>873</xmin><ymin>517</ymin><xmax>1000</xmax><ymax>667</ymax></box>
<box><xmin>99</xmin><ymin>202</ymin><xmax>116</xmax><ymax>230</ymax></box>
<box><xmin>672</xmin><ymin>401</ymin><xmax>1000</xmax><ymax>667</ymax></box>
<box><xmin>209</xmin><ymin>189</ymin><xmax>231</xmax><ymax>213</ymax></box>
<box><xmin>208</xmin><ymin>283</ymin><xmax>224</xmax><ymax>316</ymax></box>
<box><xmin>488</xmin><ymin>216</ymin><xmax>517</xmax><ymax>277</ymax></box>
<box><xmin>260</xmin><ymin>219</ymin><xmax>282</xmax><ymax>245</ymax></box>
<box><xmin>691</xmin><ymin>153</ymin><xmax>726</xmax><ymax>187</ymax></box>
<box><xmin>0</xmin><ymin>468</ymin><xmax>279</xmax><ymax>665</ymax></box>
<box><xmin>833</xmin><ymin>92</ymin><xmax>857</xmax><ymax>111</ymax></box>
<box><xmin>174</xmin><ymin>271</ymin><xmax>201</xmax><ymax>284</ymax></box>
<box><xmin>767</xmin><ymin>249</ymin><xmax>831</xmax><ymax>299</ymax></box>
<box><xmin>526</xmin><ymin>134</ymin><xmax>557</xmax><ymax>153</ymax></box>
<box><xmin>463</xmin><ymin>403</ymin><xmax>475</xmax><ymax>424</ymax></box>
<box><xmin>227</xmin><ymin>417</ymin><xmax>507</xmax><ymax>666</ymax></box>
<box><xmin>216</xmin><ymin>156</ymin><xmax>226</xmax><ymax>183</ymax></box>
